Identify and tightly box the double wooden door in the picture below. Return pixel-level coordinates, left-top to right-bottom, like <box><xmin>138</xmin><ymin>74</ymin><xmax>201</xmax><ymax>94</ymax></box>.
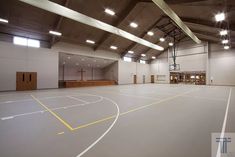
<box><xmin>151</xmin><ymin>75</ymin><xmax>155</xmax><ymax>83</ymax></box>
<box><xmin>133</xmin><ymin>75</ymin><xmax>137</xmax><ymax>84</ymax></box>
<box><xmin>16</xmin><ymin>72</ymin><xmax>37</xmax><ymax>91</ymax></box>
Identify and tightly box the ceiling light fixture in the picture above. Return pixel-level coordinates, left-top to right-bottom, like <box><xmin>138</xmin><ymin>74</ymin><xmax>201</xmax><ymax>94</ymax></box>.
<box><xmin>76</xmin><ymin>63</ymin><xmax>79</xmax><ymax>66</ymax></box>
<box><xmin>222</xmin><ymin>39</ymin><xmax>229</xmax><ymax>44</ymax></box>
<box><xmin>220</xmin><ymin>30</ymin><xmax>228</xmax><ymax>36</ymax></box>
<box><xmin>0</xmin><ymin>18</ymin><xmax>8</xmax><ymax>23</ymax></box>
<box><xmin>147</xmin><ymin>31</ymin><xmax>154</xmax><ymax>36</ymax></box>
<box><xmin>67</xmin><ymin>56</ymin><xmax>71</xmax><ymax>59</ymax></box>
<box><xmin>105</xmin><ymin>8</ymin><xmax>115</xmax><ymax>16</ymax></box>
<box><xmin>215</xmin><ymin>12</ymin><xmax>225</xmax><ymax>22</ymax></box>
<box><xmin>130</xmin><ymin>22</ymin><xmax>138</xmax><ymax>28</ymax></box>
<box><xmin>160</xmin><ymin>38</ymin><xmax>165</xmax><ymax>42</ymax></box>
<box><xmin>152</xmin><ymin>56</ymin><xmax>156</xmax><ymax>59</ymax></box>
<box><xmin>110</xmin><ymin>45</ymin><xmax>117</xmax><ymax>50</ymax></box>
<box><xmin>224</xmin><ymin>45</ymin><xmax>230</xmax><ymax>50</ymax></box>
<box><xmin>128</xmin><ymin>50</ymin><xmax>134</xmax><ymax>54</ymax></box>
<box><xmin>169</xmin><ymin>42</ymin><xmax>174</xmax><ymax>46</ymax></box>
<box><xmin>141</xmin><ymin>54</ymin><xmax>146</xmax><ymax>57</ymax></box>
<box><xmin>86</xmin><ymin>39</ymin><xmax>95</xmax><ymax>44</ymax></box>
<box><xmin>49</xmin><ymin>30</ymin><xmax>62</xmax><ymax>36</ymax></box>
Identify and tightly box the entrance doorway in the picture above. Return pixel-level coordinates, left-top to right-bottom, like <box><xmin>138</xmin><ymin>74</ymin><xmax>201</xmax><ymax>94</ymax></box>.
<box><xmin>16</xmin><ymin>72</ymin><xmax>37</xmax><ymax>91</ymax></box>
<box><xmin>151</xmin><ymin>75</ymin><xmax>154</xmax><ymax>83</ymax></box>
<box><xmin>133</xmin><ymin>75</ymin><xmax>137</xmax><ymax>84</ymax></box>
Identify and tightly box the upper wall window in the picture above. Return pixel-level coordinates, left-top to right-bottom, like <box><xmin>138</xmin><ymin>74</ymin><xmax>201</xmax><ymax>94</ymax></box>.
<box><xmin>140</xmin><ymin>60</ymin><xmax>146</xmax><ymax>64</ymax></box>
<box><xmin>123</xmin><ymin>57</ymin><xmax>132</xmax><ymax>62</ymax></box>
<box><xmin>13</xmin><ymin>36</ymin><xmax>40</xmax><ymax>48</ymax></box>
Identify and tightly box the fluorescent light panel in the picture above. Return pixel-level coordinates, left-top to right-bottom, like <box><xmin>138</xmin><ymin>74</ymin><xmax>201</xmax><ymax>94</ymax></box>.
<box><xmin>86</xmin><ymin>39</ymin><xmax>95</xmax><ymax>44</ymax></box>
<box><xmin>224</xmin><ymin>45</ymin><xmax>230</xmax><ymax>50</ymax></box>
<box><xmin>105</xmin><ymin>8</ymin><xmax>115</xmax><ymax>16</ymax></box>
<box><xmin>27</xmin><ymin>39</ymin><xmax>40</xmax><ymax>48</ymax></box>
<box><xmin>215</xmin><ymin>13</ymin><xmax>225</xmax><ymax>22</ymax></box>
<box><xmin>49</xmin><ymin>30</ymin><xmax>62</xmax><ymax>36</ymax></box>
<box><xmin>0</xmin><ymin>18</ymin><xmax>8</xmax><ymax>23</ymax></box>
<box><xmin>220</xmin><ymin>30</ymin><xmax>228</xmax><ymax>36</ymax></box>
<box><xmin>160</xmin><ymin>38</ymin><xmax>165</xmax><ymax>42</ymax></box>
<box><xmin>110</xmin><ymin>45</ymin><xmax>117</xmax><ymax>50</ymax></box>
<box><xmin>19</xmin><ymin>0</ymin><xmax>164</xmax><ymax>51</ymax></box>
<box><xmin>128</xmin><ymin>50</ymin><xmax>134</xmax><ymax>54</ymax></box>
<box><xmin>222</xmin><ymin>39</ymin><xmax>229</xmax><ymax>44</ymax></box>
<box><xmin>169</xmin><ymin>42</ymin><xmax>174</xmax><ymax>46</ymax></box>
<box><xmin>147</xmin><ymin>31</ymin><xmax>154</xmax><ymax>36</ymax></box>
<box><xmin>130</xmin><ymin>22</ymin><xmax>138</xmax><ymax>28</ymax></box>
<box><xmin>152</xmin><ymin>56</ymin><xmax>156</xmax><ymax>59</ymax></box>
<box><xmin>141</xmin><ymin>54</ymin><xmax>146</xmax><ymax>57</ymax></box>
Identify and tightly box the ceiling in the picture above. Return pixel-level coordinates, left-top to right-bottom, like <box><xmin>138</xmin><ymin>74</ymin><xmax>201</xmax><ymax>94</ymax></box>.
<box><xmin>0</xmin><ymin>0</ymin><xmax>234</xmax><ymax>61</ymax></box>
<box><xmin>59</xmin><ymin>52</ymin><xmax>116</xmax><ymax>69</ymax></box>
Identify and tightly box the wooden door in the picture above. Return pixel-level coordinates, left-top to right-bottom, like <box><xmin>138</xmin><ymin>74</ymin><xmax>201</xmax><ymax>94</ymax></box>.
<box><xmin>26</xmin><ymin>72</ymin><xmax>37</xmax><ymax>90</ymax></box>
<box><xmin>16</xmin><ymin>72</ymin><xmax>37</xmax><ymax>91</ymax></box>
<box><xmin>151</xmin><ymin>75</ymin><xmax>154</xmax><ymax>83</ymax></box>
<box><xmin>133</xmin><ymin>75</ymin><xmax>137</xmax><ymax>84</ymax></box>
<box><xmin>143</xmin><ymin>75</ymin><xmax>145</xmax><ymax>84</ymax></box>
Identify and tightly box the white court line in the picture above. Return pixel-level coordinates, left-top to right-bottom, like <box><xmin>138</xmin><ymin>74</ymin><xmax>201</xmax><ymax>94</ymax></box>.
<box><xmin>66</xmin><ymin>96</ymin><xmax>89</xmax><ymax>104</ymax></box>
<box><xmin>0</xmin><ymin>95</ymin><xmax>103</xmax><ymax>120</ymax></box>
<box><xmin>216</xmin><ymin>88</ymin><xmax>232</xmax><ymax>157</ymax></box>
<box><xmin>76</xmin><ymin>96</ymin><xmax>120</xmax><ymax>157</ymax></box>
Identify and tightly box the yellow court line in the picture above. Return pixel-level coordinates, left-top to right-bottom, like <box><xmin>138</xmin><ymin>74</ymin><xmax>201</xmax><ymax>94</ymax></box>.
<box><xmin>72</xmin><ymin>89</ymin><xmax>196</xmax><ymax>131</ymax></box>
<box><xmin>31</xmin><ymin>95</ymin><xmax>74</xmax><ymax>131</ymax></box>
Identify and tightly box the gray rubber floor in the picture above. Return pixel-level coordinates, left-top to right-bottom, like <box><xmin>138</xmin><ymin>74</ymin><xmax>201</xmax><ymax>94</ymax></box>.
<box><xmin>0</xmin><ymin>84</ymin><xmax>234</xmax><ymax>157</ymax></box>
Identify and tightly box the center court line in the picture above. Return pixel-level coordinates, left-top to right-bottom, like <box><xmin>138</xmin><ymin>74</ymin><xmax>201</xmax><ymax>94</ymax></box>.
<box><xmin>72</xmin><ymin>88</ymin><xmax>197</xmax><ymax>131</ymax></box>
<box><xmin>31</xmin><ymin>94</ymin><xmax>74</xmax><ymax>131</ymax></box>
<box><xmin>216</xmin><ymin>88</ymin><xmax>232</xmax><ymax>157</ymax></box>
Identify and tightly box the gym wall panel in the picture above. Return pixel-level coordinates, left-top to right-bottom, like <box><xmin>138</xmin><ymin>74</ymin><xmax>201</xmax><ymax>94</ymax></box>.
<box><xmin>0</xmin><ymin>41</ymin><xmax>58</xmax><ymax>91</ymax></box>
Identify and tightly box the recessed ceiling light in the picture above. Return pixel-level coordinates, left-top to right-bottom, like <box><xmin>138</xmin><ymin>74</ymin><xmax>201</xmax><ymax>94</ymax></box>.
<box><xmin>105</xmin><ymin>8</ymin><xmax>115</xmax><ymax>16</ymax></box>
<box><xmin>63</xmin><ymin>61</ymin><xmax>66</xmax><ymax>65</ymax></box>
<box><xmin>0</xmin><ymin>18</ymin><xmax>8</xmax><ymax>23</ymax></box>
<box><xmin>147</xmin><ymin>31</ymin><xmax>154</xmax><ymax>36</ymax></box>
<box><xmin>81</xmin><ymin>58</ymin><xmax>85</xmax><ymax>61</ymax></box>
<box><xmin>128</xmin><ymin>50</ymin><xmax>134</xmax><ymax>54</ymax></box>
<box><xmin>141</xmin><ymin>54</ymin><xmax>146</xmax><ymax>57</ymax></box>
<box><xmin>88</xmin><ymin>64</ymin><xmax>91</xmax><ymax>67</ymax></box>
<box><xmin>86</xmin><ymin>39</ymin><xmax>95</xmax><ymax>44</ymax></box>
<box><xmin>49</xmin><ymin>30</ymin><xmax>62</xmax><ymax>36</ymax></box>
<box><xmin>220</xmin><ymin>30</ymin><xmax>228</xmax><ymax>36</ymax></box>
<box><xmin>215</xmin><ymin>12</ymin><xmax>225</xmax><ymax>22</ymax></box>
<box><xmin>76</xmin><ymin>63</ymin><xmax>79</xmax><ymax>66</ymax></box>
<box><xmin>222</xmin><ymin>39</ymin><xmax>229</xmax><ymax>44</ymax></box>
<box><xmin>224</xmin><ymin>45</ymin><xmax>230</xmax><ymax>50</ymax></box>
<box><xmin>160</xmin><ymin>38</ymin><xmax>165</xmax><ymax>42</ymax></box>
<box><xmin>94</xmin><ymin>60</ymin><xmax>97</xmax><ymax>62</ymax></box>
<box><xmin>110</xmin><ymin>45</ymin><xmax>117</xmax><ymax>50</ymax></box>
<box><xmin>67</xmin><ymin>56</ymin><xmax>71</xmax><ymax>59</ymax></box>
<box><xmin>169</xmin><ymin>42</ymin><xmax>174</xmax><ymax>46</ymax></box>
<box><xmin>130</xmin><ymin>22</ymin><xmax>138</xmax><ymax>28</ymax></box>
<box><xmin>152</xmin><ymin>56</ymin><xmax>156</xmax><ymax>59</ymax></box>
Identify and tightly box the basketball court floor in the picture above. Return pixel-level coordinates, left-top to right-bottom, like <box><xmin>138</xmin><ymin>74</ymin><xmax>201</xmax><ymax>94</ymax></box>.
<box><xmin>0</xmin><ymin>84</ymin><xmax>234</xmax><ymax>157</ymax></box>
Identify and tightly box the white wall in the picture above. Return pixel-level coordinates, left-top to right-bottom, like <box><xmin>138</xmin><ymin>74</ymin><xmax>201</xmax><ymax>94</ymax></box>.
<box><xmin>0</xmin><ymin>41</ymin><xmax>58</xmax><ymax>91</ymax></box>
<box><xmin>104</xmin><ymin>61</ymin><xmax>118</xmax><ymax>82</ymax></box>
<box><xmin>53</xmin><ymin>42</ymin><xmax>119</xmax><ymax>60</ymax></box>
<box><xmin>59</xmin><ymin>65</ymin><xmax>104</xmax><ymax>81</ymax></box>
<box><xmin>208</xmin><ymin>44</ymin><xmax>235</xmax><ymax>86</ymax></box>
<box><xmin>118</xmin><ymin>60</ymin><xmax>151</xmax><ymax>84</ymax></box>
<box><xmin>169</xmin><ymin>41</ymin><xmax>207</xmax><ymax>72</ymax></box>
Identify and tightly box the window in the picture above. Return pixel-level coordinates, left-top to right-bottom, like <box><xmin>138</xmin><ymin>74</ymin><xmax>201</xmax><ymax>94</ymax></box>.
<box><xmin>123</xmin><ymin>57</ymin><xmax>132</xmax><ymax>62</ymax></box>
<box><xmin>13</xmin><ymin>36</ymin><xmax>27</xmax><ymax>46</ymax></box>
<box><xmin>140</xmin><ymin>60</ymin><xmax>146</xmax><ymax>64</ymax></box>
<box><xmin>27</xmin><ymin>39</ymin><xmax>40</xmax><ymax>48</ymax></box>
<box><xmin>13</xmin><ymin>36</ymin><xmax>40</xmax><ymax>48</ymax></box>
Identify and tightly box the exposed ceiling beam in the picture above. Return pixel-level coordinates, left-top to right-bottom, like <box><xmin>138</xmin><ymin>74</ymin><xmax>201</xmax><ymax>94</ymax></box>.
<box><xmin>151</xmin><ymin>0</ymin><xmax>201</xmax><ymax>44</ymax></box>
<box><xmin>121</xmin><ymin>16</ymin><xmax>164</xmax><ymax>58</ymax></box>
<box><xmin>93</xmin><ymin>0</ymin><xmax>139</xmax><ymax>51</ymax></box>
<box><xmin>19</xmin><ymin>0</ymin><xmax>164</xmax><ymax>51</ymax></box>
<box><xmin>50</xmin><ymin>0</ymin><xmax>70</xmax><ymax>47</ymax></box>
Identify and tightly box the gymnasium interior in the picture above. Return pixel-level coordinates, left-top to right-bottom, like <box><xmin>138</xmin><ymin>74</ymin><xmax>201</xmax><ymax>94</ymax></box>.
<box><xmin>0</xmin><ymin>0</ymin><xmax>235</xmax><ymax>157</ymax></box>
